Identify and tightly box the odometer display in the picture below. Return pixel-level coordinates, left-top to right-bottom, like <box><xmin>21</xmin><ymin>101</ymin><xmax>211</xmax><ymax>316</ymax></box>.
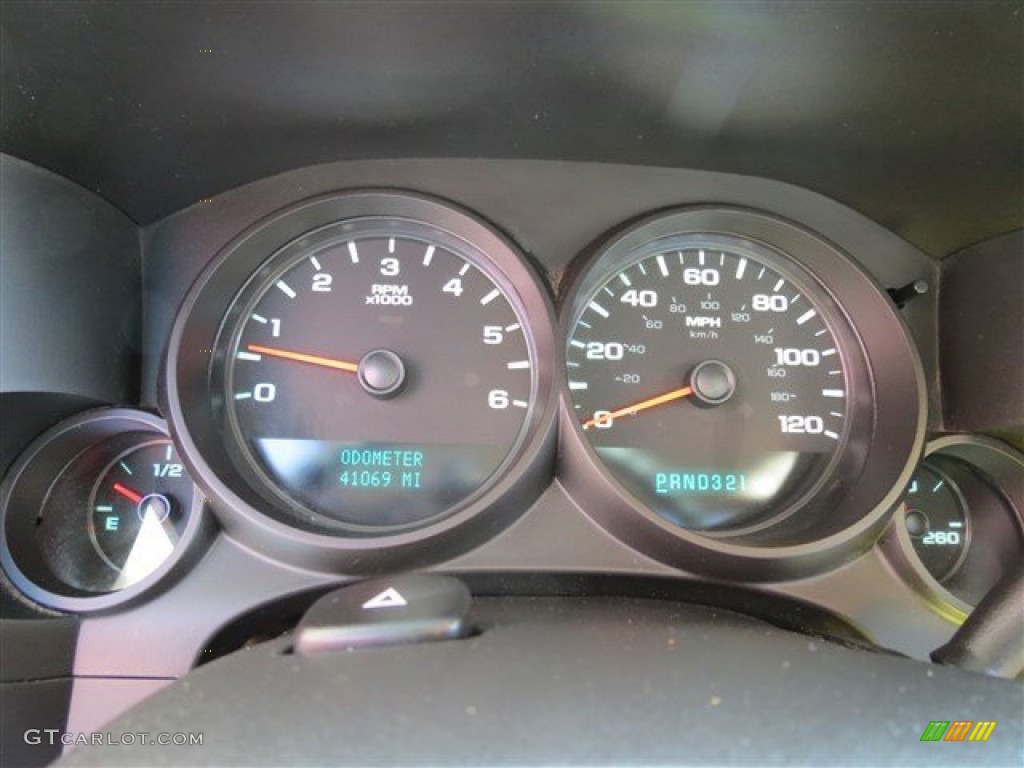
<box><xmin>566</xmin><ymin>234</ymin><xmax>850</xmax><ymax>532</ymax></box>
<box><xmin>217</xmin><ymin>217</ymin><xmax>536</xmax><ymax>531</ymax></box>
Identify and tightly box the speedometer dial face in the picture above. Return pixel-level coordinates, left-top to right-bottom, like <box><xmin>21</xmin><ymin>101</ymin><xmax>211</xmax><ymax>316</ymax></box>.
<box><xmin>217</xmin><ymin>218</ymin><xmax>536</xmax><ymax>532</ymax></box>
<box><xmin>566</xmin><ymin>234</ymin><xmax>850</xmax><ymax>532</ymax></box>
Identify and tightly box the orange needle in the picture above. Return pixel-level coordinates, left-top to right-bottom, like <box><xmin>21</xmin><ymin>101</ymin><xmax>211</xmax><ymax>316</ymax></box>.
<box><xmin>582</xmin><ymin>386</ymin><xmax>694</xmax><ymax>430</ymax></box>
<box><xmin>246</xmin><ymin>344</ymin><xmax>359</xmax><ymax>373</ymax></box>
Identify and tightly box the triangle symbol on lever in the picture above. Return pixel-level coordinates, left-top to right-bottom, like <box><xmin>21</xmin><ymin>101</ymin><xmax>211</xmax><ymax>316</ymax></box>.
<box><xmin>362</xmin><ymin>587</ymin><xmax>408</xmax><ymax>610</ymax></box>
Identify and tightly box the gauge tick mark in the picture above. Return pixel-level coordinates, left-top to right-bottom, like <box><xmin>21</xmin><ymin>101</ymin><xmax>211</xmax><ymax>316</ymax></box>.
<box><xmin>796</xmin><ymin>309</ymin><xmax>817</xmax><ymax>325</ymax></box>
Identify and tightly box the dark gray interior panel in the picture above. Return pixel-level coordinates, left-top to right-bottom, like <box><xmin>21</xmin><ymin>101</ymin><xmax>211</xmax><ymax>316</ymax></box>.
<box><xmin>0</xmin><ymin>156</ymin><xmax>140</xmax><ymax>404</ymax></box>
<box><xmin>2</xmin><ymin>3</ymin><xmax>1020</xmax><ymax>257</ymax></box>
<box><xmin>0</xmin><ymin>393</ymin><xmax>103</xmax><ymax>480</ymax></box>
<box><xmin>0</xmin><ymin>617</ymin><xmax>78</xmax><ymax>683</ymax></box>
<box><xmin>1</xmin><ymin>679</ymin><xmax>72</xmax><ymax>768</ymax></box>
<box><xmin>940</xmin><ymin>230</ymin><xmax>1024</xmax><ymax>438</ymax></box>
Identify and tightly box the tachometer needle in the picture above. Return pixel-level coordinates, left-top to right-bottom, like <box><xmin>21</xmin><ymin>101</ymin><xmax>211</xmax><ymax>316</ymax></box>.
<box><xmin>246</xmin><ymin>344</ymin><xmax>359</xmax><ymax>373</ymax></box>
<box><xmin>582</xmin><ymin>386</ymin><xmax>694</xmax><ymax>430</ymax></box>
<box><xmin>112</xmin><ymin>482</ymin><xmax>144</xmax><ymax>504</ymax></box>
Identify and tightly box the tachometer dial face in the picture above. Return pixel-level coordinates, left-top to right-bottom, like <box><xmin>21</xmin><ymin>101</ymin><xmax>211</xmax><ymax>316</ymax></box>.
<box><xmin>566</xmin><ymin>234</ymin><xmax>851</xmax><ymax>532</ymax></box>
<box><xmin>216</xmin><ymin>218</ymin><xmax>537</xmax><ymax>531</ymax></box>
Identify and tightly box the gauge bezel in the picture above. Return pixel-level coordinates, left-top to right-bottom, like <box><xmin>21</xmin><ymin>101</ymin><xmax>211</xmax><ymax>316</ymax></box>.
<box><xmin>0</xmin><ymin>409</ymin><xmax>210</xmax><ymax>613</ymax></box>
<box><xmin>162</xmin><ymin>191</ymin><xmax>558</xmax><ymax>572</ymax></box>
<box><xmin>564</xmin><ymin>231</ymin><xmax>858</xmax><ymax>536</ymax></box>
<box><xmin>558</xmin><ymin>207</ymin><xmax>926</xmax><ymax>580</ymax></box>
<box><xmin>215</xmin><ymin>216</ymin><xmax>540</xmax><ymax>533</ymax></box>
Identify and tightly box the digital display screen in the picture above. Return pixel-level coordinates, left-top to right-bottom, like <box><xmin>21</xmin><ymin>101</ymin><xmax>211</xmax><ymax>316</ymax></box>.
<box><xmin>337</xmin><ymin>447</ymin><xmax>425</xmax><ymax>490</ymax></box>
<box><xmin>253</xmin><ymin>438</ymin><xmax>507</xmax><ymax>528</ymax></box>
<box><xmin>655</xmin><ymin>471</ymin><xmax>747</xmax><ymax>495</ymax></box>
<box><xmin>597</xmin><ymin>446</ymin><xmax>810</xmax><ymax>530</ymax></box>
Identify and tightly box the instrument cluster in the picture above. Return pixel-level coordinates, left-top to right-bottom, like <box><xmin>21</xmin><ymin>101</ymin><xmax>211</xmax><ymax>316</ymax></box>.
<box><xmin>1</xmin><ymin>180</ymin><xmax>1020</xmax><ymax>660</ymax></box>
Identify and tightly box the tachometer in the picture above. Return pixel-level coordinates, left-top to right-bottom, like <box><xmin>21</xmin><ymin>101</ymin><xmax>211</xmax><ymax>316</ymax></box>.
<box><xmin>219</xmin><ymin>218</ymin><xmax>534</xmax><ymax>530</ymax></box>
<box><xmin>164</xmin><ymin>192</ymin><xmax>556</xmax><ymax>566</ymax></box>
<box><xmin>560</xmin><ymin>208</ymin><xmax>925</xmax><ymax>578</ymax></box>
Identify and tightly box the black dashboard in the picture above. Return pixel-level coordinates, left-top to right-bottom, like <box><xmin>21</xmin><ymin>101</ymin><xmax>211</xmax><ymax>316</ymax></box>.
<box><xmin>1</xmin><ymin>3</ymin><xmax>1022</xmax><ymax>767</ymax></box>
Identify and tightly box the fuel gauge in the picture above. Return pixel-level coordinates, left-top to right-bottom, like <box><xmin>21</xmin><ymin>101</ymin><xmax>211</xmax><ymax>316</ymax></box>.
<box><xmin>1</xmin><ymin>408</ymin><xmax>207</xmax><ymax>612</ymax></box>
<box><xmin>89</xmin><ymin>440</ymin><xmax>195</xmax><ymax>588</ymax></box>
<box><xmin>903</xmin><ymin>464</ymin><xmax>969</xmax><ymax>583</ymax></box>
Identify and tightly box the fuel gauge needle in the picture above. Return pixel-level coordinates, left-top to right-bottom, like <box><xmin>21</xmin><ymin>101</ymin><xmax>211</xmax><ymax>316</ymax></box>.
<box><xmin>246</xmin><ymin>344</ymin><xmax>359</xmax><ymax>373</ymax></box>
<box><xmin>112</xmin><ymin>482</ymin><xmax>144</xmax><ymax>504</ymax></box>
<box><xmin>582</xmin><ymin>386</ymin><xmax>694</xmax><ymax>430</ymax></box>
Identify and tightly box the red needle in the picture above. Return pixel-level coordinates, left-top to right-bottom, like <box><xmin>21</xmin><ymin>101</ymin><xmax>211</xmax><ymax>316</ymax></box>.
<box><xmin>246</xmin><ymin>343</ymin><xmax>359</xmax><ymax>373</ymax></box>
<box><xmin>582</xmin><ymin>385</ymin><xmax>695</xmax><ymax>430</ymax></box>
<box><xmin>112</xmin><ymin>482</ymin><xmax>144</xmax><ymax>504</ymax></box>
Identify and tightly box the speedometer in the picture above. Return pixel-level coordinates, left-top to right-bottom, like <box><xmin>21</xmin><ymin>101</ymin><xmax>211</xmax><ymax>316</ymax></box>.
<box><xmin>560</xmin><ymin>208</ymin><xmax>925</xmax><ymax>578</ymax></box>
<box><xmin>567</xmin><ymin>236</ymin><xmax>849</xmax><ymax>532</ymax></box>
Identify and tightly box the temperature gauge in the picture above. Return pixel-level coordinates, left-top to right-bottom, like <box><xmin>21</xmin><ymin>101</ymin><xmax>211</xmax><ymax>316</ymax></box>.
<box><xmin>88</xmin><ymin>440</ymin><xmax>195</xmax><ymax>588</ymax></box>
<box><xmin>903</xmin><ymin>463</ymin><xmax>969</xmax><ymax>583</ymax></box>
<box><xmin>884</xmin><ymin>435</ymin><xmax>1023</xmax><ymax>611</ymax></box>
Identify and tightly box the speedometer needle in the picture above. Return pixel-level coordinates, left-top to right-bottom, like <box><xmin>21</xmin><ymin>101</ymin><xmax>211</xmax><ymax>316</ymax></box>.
<box><xmin>246</xmin><ymin>344</ymin><xmax>359</xmax><ymax>373</ymax></box>
<box><xmin>581</xmin><ymin>386</ymin><xmax>694</xmax><ymax>430</ymax></box>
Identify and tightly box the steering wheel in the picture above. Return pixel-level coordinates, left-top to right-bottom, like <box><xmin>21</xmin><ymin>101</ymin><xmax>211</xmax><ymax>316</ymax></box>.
<box><xmin>56</xmin><ymin>568</ymin><xmax>1023</xmax><ymax>767</ymax></box>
